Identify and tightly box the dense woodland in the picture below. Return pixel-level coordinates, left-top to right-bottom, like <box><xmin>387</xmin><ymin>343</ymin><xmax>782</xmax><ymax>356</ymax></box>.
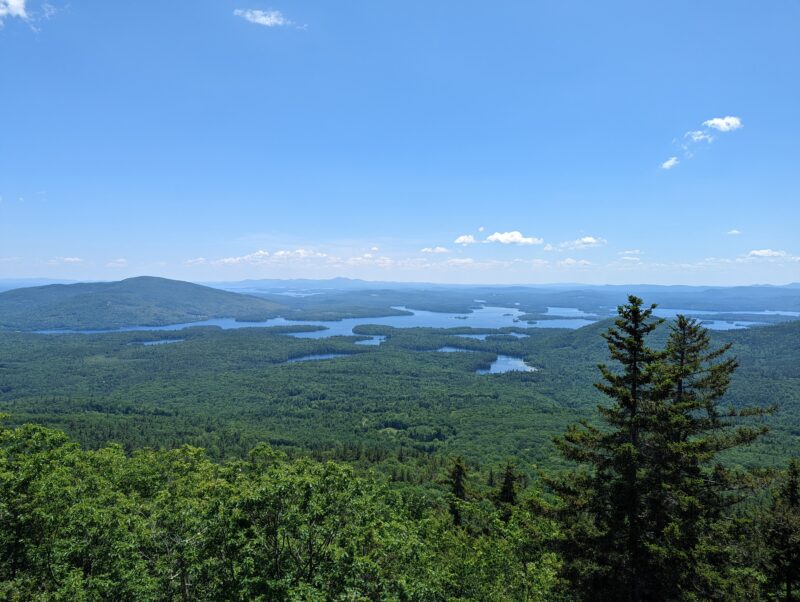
<box><xmin>2</xmin><ymin>288</ymin><xmax>800</xmax><ymax>599</ymax></box>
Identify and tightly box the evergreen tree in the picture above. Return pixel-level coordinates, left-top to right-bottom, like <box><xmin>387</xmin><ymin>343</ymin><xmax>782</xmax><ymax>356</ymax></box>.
<box><xmin>550</xmin><ymin>300</ymin><xmax>770</xmax><ymax>601</ymax></box>
<box><xmin>498</xmin><ymin>463</ymin><xmax>518</xmax><ymax>507</ymax></box>
<box><xmin>550</xmin><ymin>295</ymin><xmax>663</xmax><ymax>601</ymax></box>
<box><xmin>644</xmin><ymin>315</ymin><xmax>769</xmax><ymax>598</ymax></box>
<box><xmin>496</xmin><ymin>462</ymin><xmax>519</xmax><ymax>523</ymax></box>
<box><xmin>448</xmin><ymin>456</ymin><xmax>468</xmax><ymax>526</ymax></box>
<box><xmin>764</xmin><ymin>459</ymin><xmax>800</xmax><ymax>601</ymax></box>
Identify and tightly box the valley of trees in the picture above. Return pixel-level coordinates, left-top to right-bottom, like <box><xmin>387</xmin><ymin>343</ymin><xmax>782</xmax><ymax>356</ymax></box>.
<box><xmin>2</xmin><ymin>296</ymin><xmax>800</xmax><ymax>599</ymax></box>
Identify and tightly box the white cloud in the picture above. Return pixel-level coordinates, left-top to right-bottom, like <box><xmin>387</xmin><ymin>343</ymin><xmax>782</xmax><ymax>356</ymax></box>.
<box><xmin>661</xmin><ymin>156</ymin><xmax>679</xmax><ymax>170</ymax></box>
<box><xmin>272</xmin><ymin>248</ymin><xmax>327</xmax><ymax>260</ymax></box>
<box><xmin>619</xmin><ymin>249</ymin><xmax>641</xmax><ymax>255</ymax></box>
<box><xmin>211</xmin><ymin>248</ymin><xmax>331</xmax><ymax>266</ymax></box>
<box><xmin>370</xmin><ymin>246</ymin><xmax>379</xmax><ymax>252</ymax></box>
<box><xmin>685</xmin><ymin>130</ymin><xmax>714</xmax><ymax>143</ymax></box>
<box><xmin>546</xmin><ymin>236</ymin><xmax>607</xmax><ymax>252</ymax></box>
<box><xmin>185</xmin><ymin>257</ymin><xmax>207</xmax><ymax>266</ymax></box>
<box><xmin>727</xmin><ymin>229</ymin><xmax>741</xmax><ymax>235</ymax></box>
<box><xmin>664</xmin><ymin>116</ymin><xmax>742</xmax><ymax>168</ymax></box>
<box><xmin>0</xmin><ymin>0</ymin><xmax>27</xmax><ymax>23</ymax></box>
<box><xmin>748</xmin><ymin>249</ymin><xmax>787</xmax><ymax>258</ymax></box>
<box><xmin>420</xmin><ymin>246</ymin><xmax>450</xmax><ymax>254</ymax></box>
<box><xmin>564</xmin><ymin>235</ymin><xmax>606</xmax><ymax>250</ymax></box>
<box><xmin>454</xmin><ymin>234</ymin><xmax>477</xmax><ymax>245</ymax></box>
<box><xmin>559</xmin><ymin>258</ymin><xmax>591</xmax><ymax>267</ymax></box>
<box><xmin>485</xmin><ymin>231</ymin><xmax>543</xmax><ymax>245</ymax></box>
<box><xmin>620</xmin><ymin>256</ymin><xmax>641</xmax><ymax>262</ymax></box>
<box><xmin>106</xmin><ymin>258</ymin><xmax>128</xmax><ymax>268</ymax></box>
<box><xmin>703</xmin><ymin>116</ymin><xmax>743</xmax><ymax>132</ymax></box>
<box><xmin>234</xmin><ymin>9</ymin><xmax>290</xmax><ymax>27</ymax></box>
<box><xmin>446</xmin><ymin>258</ymin><xmax>475</xmax><ymax>266</ymax></box>
<box><xmin>48</xmin><ymin>256</ymin><xmax>82</xmax><ymax>265</ymax></box>
<box><xmin>217</xmin><ymin>249</ymin><xmax>270</xmax><ymax>265</ymax></box>
<box><xmin>478</xmin><ymin>226</ymin><xmax>485</xmax><ymax>232</ymax></box>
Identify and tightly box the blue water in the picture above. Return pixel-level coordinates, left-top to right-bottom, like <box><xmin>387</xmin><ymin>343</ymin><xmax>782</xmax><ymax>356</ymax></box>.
<box><xmin>36</xmin><ymin>306</ymin><xmax>586</xmax><ymax>337</ymax></box>
<box><xmin>526</xmin><ymin>318</ymin><xmax>598</xmax><ymax>329</ymax></box>
<box><xmin>545</xmin><ymin>307</ymin><xmax>598</xmax><ymax>317</ymax></box>
<box><xmin>654</xmin><ymin>308</ymin><xmax>799</xmax><ymax>319</ymax></box>
<box><xmin>35</xmin><ymin>303</ymin><xmax>792</xmax><ymax>338</ymax></box>
<box><xmin>697</xmin><ymin>320</ymin><xmax>762</xmax><ymax>330</ymax></box>
<box><xmin>455</xmin><ymin>332</ymin><xmax>530</xmax><ymax>340</ymax></box>
<box><xmin>436</xmin><ymin>346</ymin><xmax>475</xmax><ymax>353</ymax></box>
<box><xmin>354</xmin><ymin>335</ymin><xmax>386</xmax><ymax>346</ymax></box>
<box><xmin>477</xmin><ymin>355</ymin><xmax>538</xmax><ymax>375</ymax></box>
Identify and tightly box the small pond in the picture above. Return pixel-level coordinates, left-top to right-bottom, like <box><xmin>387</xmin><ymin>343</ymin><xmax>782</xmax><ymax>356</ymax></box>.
<box><xmin>476</xmin><ymin>355</ymin><xmax>538</xmax><ymax>375</ymax></box>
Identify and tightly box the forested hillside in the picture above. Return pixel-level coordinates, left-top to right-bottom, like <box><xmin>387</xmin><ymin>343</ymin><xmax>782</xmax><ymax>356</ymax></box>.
<box><xmin>0</xmin><ymin>310</ymin><xmax>797</xmax><ymax>470</ymax></box>
<box><xmin>2</xmin><ymin>297</ymin><xmax>799</xmax><ymax>600</ymax></box>
<box><xmin>0</xmin><ymin>277</ymin><xmax>286</xmax><ymax>330</ymax></box>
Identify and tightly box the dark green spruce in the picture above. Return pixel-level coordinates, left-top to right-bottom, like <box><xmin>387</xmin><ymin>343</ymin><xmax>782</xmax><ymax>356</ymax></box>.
<box><xmin>550</xmin><ymin>297</ymin><xmax>770</xmax><ymax>601</ymax></box>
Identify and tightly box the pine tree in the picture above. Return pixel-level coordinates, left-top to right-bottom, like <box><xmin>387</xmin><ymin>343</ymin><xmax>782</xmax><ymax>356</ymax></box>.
<box><xmin>551</xmin><ymin>295</ymin><xmax>663</xmax><ymax>601</ymax></box>
<box><xmin>550</xmin><ymin>301</ymin><xmax>770</xmax><ymax>601</ymax></box>
<box><xmin>496</xmin><ymin>462</ymin><xmax>518</xmax><ymax>523</ymax></box>
<box><xmin>764</xmin><ymin>459</ymin><xmax>800</xmax><ymax>601</ymax></box>
<box><xmin>448</xmin><ymin>456</ymin><xmax>468</xmax><ymax>526</ymax></box>
<box><xmin>643</xmin><ymin>315</ymin><xmax>769</xmax><ymax>598</ymax></box>
<box><xmin>498</xmin><ymin>463</ymin><xmax>518</xmax><ymax>507</ymax></box>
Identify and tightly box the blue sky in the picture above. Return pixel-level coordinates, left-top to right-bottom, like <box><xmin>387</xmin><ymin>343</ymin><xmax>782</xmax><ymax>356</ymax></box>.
<box><xmin>1</xmin><ymin>0</ymin><xmax>798</xmax><ymax>285</ymax></box>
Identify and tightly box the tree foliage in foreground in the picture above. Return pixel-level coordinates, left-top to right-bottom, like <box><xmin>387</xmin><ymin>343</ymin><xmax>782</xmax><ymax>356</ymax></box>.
<box><xmin>0</xmin><ymin>419</ymin><xmax>560</xmax><ymax>601</ymax></box>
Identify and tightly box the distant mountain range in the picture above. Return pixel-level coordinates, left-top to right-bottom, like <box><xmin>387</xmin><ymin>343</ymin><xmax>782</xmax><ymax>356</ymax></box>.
<box><xmin>0</xmin><ymin>276</ymin><xmax>285</xmax><ymax>331</ymax></box>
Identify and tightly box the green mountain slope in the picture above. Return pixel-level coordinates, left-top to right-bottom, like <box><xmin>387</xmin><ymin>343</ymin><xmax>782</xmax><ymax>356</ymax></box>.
<box><xmin>0</xmin><ymin>276</ymin><xmax>286</xmax><ymax>330</ymax></box>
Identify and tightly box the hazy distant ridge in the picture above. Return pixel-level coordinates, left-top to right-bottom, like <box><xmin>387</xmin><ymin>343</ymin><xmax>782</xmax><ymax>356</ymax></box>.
<box><xmin>0</xmin><ymin>276</ymin><xmax>285</xmax><ymax>331</ymax></box>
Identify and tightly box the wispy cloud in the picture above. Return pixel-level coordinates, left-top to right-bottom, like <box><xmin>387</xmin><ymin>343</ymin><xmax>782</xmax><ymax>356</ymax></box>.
<box><xmin>727</xmin><ymin>229</ymin><xmax>741</xmax><ymax>235</ymax></box>
<box><xmin>234</xmin><ymin>9</ymin><xmax>290</xmax><ymax>27</ymax></box>
<box><xmin>216</xmin><ymin>249</ymin><xmax>271</xmax><ymax>265</ymax></box>
<box><xmin>48</xmin><ymin>256</ymin><xmax>82</xmax><ymax>265</ymax></box>
<box><xmin>663</xmin><ymin>115</ymin><xmax>743</xmax><ymax>170</ymax></box>
<box><xmin>446</xmin><ymin>258</ymin><xmax>475</xmax><ymax>266</ymax></box>
<box><xmin>272</xmin><ymin>249</ymin><xmax>327</xmax><ymax>260</ymax></box>
<box><xmin>190</xmin><ymin>248</ymin><xmax>331</xmax><ymax>267</ymax></box>
<box><xmin>748</xmin><ymin>249</ymin><xmax>787</xmax><ymax>258</ymax></box>
<box><xmin>485</xmin><ymin>231</ymin><xmax>543</xmax><ymax>245</ymax></box>
<box><xmin>559</xmin><ymin>258</ymin><xmax>591</xmax><ymax>267</ymax></box>
<box><xmin>545</xmin><ymin>236</ymin><xmax>607</xmax><ymax>252</ymax></box>
<box><xmin>454</xmin><ymin>234</ymin><xmax>477</xmax><ymax>245</ymax></box>
<box><xmin>420</xmin><ymin>246</ymin><xmax>449</xmax><ymax>254</ymax></box>
<box><xmin>106</xmin><ymin>258</ymin><xmax>128</xmax><ymax>268</ymax></box>
<box><xmin>685</xmin><ymin>130</ymin><xmax>714</xmax><ymax>143</ymax></box>
<box><xmin>0</xmin><ymin>1</ymin><xmax>59</xmax><ymax>29</ymax></box>
<box><xmin>661</xmin><ymin>156</ymin><xmax>679</xmax><ymax>170</ymax></box>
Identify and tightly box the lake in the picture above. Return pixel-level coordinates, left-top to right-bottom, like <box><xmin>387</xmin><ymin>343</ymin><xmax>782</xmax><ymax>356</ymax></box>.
<box><xmin>36</xmin><ymin>306</ymin><xmax>557</xmax><ymax>336</ymax></box>
<box><xmin>36</xmin><ymin>303</ymin><xmax>789</xmax><ymax>338</ymax></box>
<box><xmin>476</xmin><ymin>355</ymin><xmax>538</xmax><ymax>375</ymax></box>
